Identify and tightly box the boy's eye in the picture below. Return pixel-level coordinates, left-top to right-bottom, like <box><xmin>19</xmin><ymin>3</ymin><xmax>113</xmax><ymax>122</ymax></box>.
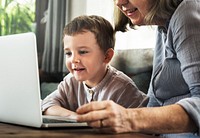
<box><xmin>65</xmin><ymin>51</ymin><xmax>72</xmax><ymax>56</ymax></box>
<box><xmin>79</xmin><ymin>50</ymin><xmax>88</xmax><ymax>55</ymax></box>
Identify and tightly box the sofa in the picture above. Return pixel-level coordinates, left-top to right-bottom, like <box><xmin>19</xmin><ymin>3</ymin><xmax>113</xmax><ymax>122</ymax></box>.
<box><xmin>110</xmin><ymin>48</ymin><xmax>153</xmax><ymax>94</ymax></box>
<box><xmin>40</xmin><ymin>48</ymin><xmax>154</xmax><ymax>99</ymax></box>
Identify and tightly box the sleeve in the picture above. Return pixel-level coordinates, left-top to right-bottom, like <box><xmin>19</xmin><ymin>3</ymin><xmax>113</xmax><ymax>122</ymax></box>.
<box><xmin>171</xmin><ymin>1</ymin><xmax>200</xmax><ymax>134</ymax></box>
<box><xmin>147</xmin><ymin>84</ymin><xmax>160</xmax><ymax>107</ymax></box>
<box><xmin>114</xmin><ymin>80</ymin><xmax>148</xmax><ymax>108</ymax></box>
<box><xmin>41</xmin><ymin>75</ymin><xmax>72</xmax><ymax>113</ymax></box>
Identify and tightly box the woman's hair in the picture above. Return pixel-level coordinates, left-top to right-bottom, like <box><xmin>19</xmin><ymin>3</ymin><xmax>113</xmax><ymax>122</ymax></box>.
<box><xmin>63</xmin><ymin>15</ymin><xmax>115</xmax><ymax>53</ymax></box>
<box><xmin>114</xmin><ymin>0</ymin><xmax>183</xmax><ymax>32</ymax></box>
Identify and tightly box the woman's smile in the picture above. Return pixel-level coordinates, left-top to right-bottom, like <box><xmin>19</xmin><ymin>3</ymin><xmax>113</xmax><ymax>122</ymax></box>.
<box><xmin>126</xmin><ymin>8</ymin><xmax>138</xmax><ymax>17</ymax></box>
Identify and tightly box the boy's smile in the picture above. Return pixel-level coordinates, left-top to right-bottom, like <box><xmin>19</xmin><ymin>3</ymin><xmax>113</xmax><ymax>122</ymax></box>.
<box><xmin>72</xmin><ymin>66</ymin><xmax>86</xmax><ymax>75</ymax></box>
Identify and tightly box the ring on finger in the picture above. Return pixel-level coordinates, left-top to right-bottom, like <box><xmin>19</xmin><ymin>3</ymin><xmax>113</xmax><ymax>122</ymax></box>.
<box><xmin>100</xmin><ymin>119</ymin><xmax>104</xmax><ymax>127</ymax></box>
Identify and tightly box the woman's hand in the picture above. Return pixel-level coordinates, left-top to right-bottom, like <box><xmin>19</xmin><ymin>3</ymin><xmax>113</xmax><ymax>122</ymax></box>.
<box><xmin>77</xmin><ymin>101</ymin><xmax>198</xmax><ymax>134</ymax></box>
<box><xmin>76</xmin><ymin>100</ymin><xmax>135</xmax><ymax>133</ymax></box>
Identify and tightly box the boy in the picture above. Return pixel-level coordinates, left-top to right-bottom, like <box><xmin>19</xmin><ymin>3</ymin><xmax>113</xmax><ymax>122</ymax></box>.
<box><xmin>42</xmin><ymin>15</ymin><xmax>146</xmax><ymax>117</ymax></box>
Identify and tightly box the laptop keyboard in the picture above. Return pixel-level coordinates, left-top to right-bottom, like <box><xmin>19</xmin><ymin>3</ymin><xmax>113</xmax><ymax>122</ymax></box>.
<box><xmin>42</xmin><ymin>115</ymin><xmax>77</xmax><ymax>123</ymax></box>
<box><xmin>43</xmin><ymin>118</ymin><xmax>77</xmax><ymax>123</ymax></box>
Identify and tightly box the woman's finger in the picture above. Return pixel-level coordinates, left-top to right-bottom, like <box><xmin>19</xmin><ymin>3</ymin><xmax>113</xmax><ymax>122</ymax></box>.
<box><xmin>87</xmin><ymin>120</ymin><xmax>102</xmax><ymax>128</ymax></box>
<box><xmin>76</xmin><ymin>101</ymin><xmax>110</xmax><ymax>114</ymax></box>
<box><xmin>76</xmin><ymin>108</ymin><xmax>109</xmax><ymax>122</ymax></box>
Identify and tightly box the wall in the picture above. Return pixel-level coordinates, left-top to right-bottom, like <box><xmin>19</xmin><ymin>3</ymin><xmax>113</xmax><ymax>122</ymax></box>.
<box><xmin>69</xmin><ymin>0</ymin><xmax>113</xmax><ymax>22</ymax></box>
<box><xmin>86</xmin><ymin>0</ymin><xmax>114</xmax><ymax>22</ymax></box>
<box><xmin>69</xmin><ymin>0</ymin><xmax>86</xmax><ymax>20</ymax></box>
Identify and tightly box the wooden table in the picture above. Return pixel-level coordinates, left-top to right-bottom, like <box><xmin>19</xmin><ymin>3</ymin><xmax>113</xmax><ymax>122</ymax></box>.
<box><xmin>0</xmin><ymin>122</ymin><xmax>158</xmax><ymax>138</ymax></box>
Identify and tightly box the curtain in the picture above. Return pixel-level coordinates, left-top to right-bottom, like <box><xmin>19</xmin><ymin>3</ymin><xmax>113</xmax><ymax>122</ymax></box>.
<box><xmin>41</xmin><ymin>0</ymin><xmax>69</xmax><ymax>73</ymax></box>
<box><xmin>35</xmin><ymin>0</ymin><xmax>48</xmax><ymax>69</ymax></box>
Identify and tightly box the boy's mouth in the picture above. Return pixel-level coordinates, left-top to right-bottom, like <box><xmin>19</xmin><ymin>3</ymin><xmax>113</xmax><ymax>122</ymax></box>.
<box><xmin>73</xmin><ymin>68</ymin><xmax>85</xmax><ymax>71</ymax></box>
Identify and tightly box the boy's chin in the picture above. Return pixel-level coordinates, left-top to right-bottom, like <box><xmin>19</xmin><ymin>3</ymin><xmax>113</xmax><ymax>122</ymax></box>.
<box><xmin>74</xmin><ymin>76</ymin><xmax>85</xmax><ymax>82</ymax></box>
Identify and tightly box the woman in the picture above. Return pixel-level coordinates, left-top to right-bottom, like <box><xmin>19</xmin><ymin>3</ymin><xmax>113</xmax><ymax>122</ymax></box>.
<box><xmin>76</xmin><ymin>0</ymin><xmax>200</xmax><ymax>137</ymax></box>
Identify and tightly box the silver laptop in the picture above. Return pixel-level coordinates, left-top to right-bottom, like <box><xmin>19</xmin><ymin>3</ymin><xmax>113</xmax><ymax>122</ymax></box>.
<box><xmin>0</xmin><ymin>32</ymin><xmax>88</xmax><ymax>128</ymax></box>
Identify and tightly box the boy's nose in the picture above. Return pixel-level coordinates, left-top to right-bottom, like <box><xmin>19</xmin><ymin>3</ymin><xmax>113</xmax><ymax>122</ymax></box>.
<box><xmin>74</xmin><ymin>59</ymin><xmax>80</xmax><ymax>63</ymax></box>
<box><xmin>72</xmin><ymin>56</ymin><xmax>80</xmax><ymax>63</ymax></box>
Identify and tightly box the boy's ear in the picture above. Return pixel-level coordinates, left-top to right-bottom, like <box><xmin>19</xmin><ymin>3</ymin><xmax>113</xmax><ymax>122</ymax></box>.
<box><xmin>104</xmin><ymin>48</ymin><xmax>114</xmax><ymax>63</ymax></box>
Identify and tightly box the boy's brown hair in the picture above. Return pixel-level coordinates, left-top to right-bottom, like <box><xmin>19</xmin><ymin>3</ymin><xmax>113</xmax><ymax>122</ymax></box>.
<box><xmin>63</xmin><ymin>15</ymin><xmax>115</xmax><ymax>53</ymax></box>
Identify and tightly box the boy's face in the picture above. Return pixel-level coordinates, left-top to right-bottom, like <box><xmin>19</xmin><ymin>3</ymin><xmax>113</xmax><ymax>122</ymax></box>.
<box><xmin>63</xmin><ymin>31</ymin><xmax>108</xmax><ymax>87</ymax></box>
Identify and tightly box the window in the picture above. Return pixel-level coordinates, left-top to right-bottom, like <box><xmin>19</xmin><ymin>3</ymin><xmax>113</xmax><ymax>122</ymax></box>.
<box><xmin>0</xmin><ymin>0</ymin><xmax>36</xmax><ymax>36</ymax></box>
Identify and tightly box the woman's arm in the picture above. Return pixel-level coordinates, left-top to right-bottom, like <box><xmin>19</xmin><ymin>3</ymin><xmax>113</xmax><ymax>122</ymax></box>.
<box><xmin>76</xmin><ymin>101</ymin><xmax>197</xmax><ymax>134</ymax></box>
<box><xmin>128</xmin><ymin>104</ymin><xmax>197</xmax><ymax>134</ymax></box>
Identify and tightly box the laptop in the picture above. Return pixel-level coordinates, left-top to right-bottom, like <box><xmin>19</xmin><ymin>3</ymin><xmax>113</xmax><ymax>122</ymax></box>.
<box><xmin>0</xmin><ymin>32</ymin><xmax>88</xmax><ymax>128</ymax></box>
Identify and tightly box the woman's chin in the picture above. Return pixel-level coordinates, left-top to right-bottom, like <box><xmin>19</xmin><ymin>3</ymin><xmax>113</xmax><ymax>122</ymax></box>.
<box><xmin>130</xmin><ymin>18</ymin><xmax>144</xmax><ymax>26</ymax></box>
